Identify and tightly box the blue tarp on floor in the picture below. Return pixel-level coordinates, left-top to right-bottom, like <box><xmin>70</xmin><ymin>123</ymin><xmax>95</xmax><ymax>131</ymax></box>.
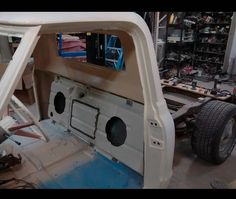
<box><xmin>40</xmin><ymin>152</ymin><xmax>143</xmax><ymax>189</ymax></box>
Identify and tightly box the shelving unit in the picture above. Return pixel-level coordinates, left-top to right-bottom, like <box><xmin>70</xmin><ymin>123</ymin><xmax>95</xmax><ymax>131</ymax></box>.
<box><xmin>161</xmin><ymin>12</ymin><xmax>234</xmax><ymax>80</ymax></box>
<box><xmin>162</xmin><ymin>12</ymin><xmax>197</xmax><ymax>78</ymax></box>
<box><xmin>195</xmin><ymin>50</ymin><xmax>224</xmax><ymax>55</ymax></box>
<box><xmin>105</xmin><ymin>35</ymin><xmax>124</xmax><ymax>71</ymax></box>
<box><xmin>198</xmin><ymin>32</ymin><xmax>228</xmax><ymax>36</ymax></box>
<box><xmin>199</xmin><ymin>42</ymin><xmax>226</xmax><ymax>45</ymax></box>
<box><xmin>193</xmin><ymin>12</ymin><xmax>233</xmax><ymax>79</ymax></box>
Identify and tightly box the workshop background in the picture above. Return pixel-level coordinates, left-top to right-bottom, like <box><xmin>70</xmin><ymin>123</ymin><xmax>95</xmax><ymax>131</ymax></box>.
<box><xmin>0</xmin><ymin>12</ymin><xmax>236</xmax><ymax>189</ymax></box>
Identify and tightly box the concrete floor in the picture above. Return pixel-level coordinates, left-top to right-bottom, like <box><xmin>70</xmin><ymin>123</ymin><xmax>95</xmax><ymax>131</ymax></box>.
<box><xmin>21</xmin><ymin>101</ymin><xmax>236</xmax><ymax>188</ymax></box>
<box><xmin>169</xmin><ymin>137</ymin><xmax>236</xmax><ymax>188</ymax></box>
<box><xmin>168</xmin><ymin>80</ymin><xmax>236</xmax><ymax>188</ymax></box>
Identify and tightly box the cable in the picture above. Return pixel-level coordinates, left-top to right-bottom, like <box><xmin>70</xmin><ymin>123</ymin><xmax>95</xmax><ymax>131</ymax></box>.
<box><xmin>0</xmin><ymin>177</ymin><xmax>37</xmax><ymax>189</ymax></box>
<box><xmin>219</xmin><ymin>90</ymin><xmax>232</xmax><ymax>96</ymax></box>
<box><xmin>0</xmin><ymin>178</ymin><xmax>15</xmax><ymax>185</ymax></box>
<box><xmin>12</xmin><ymin>178</ymin><xmax>37</xmax><ymax>189</ymax></box>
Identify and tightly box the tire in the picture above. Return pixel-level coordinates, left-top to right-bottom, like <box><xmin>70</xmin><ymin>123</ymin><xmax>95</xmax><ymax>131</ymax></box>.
<box><xmin>191</xmin><ymin>100</ymin><xmax>236</xmax><ymax>164</ymax></box>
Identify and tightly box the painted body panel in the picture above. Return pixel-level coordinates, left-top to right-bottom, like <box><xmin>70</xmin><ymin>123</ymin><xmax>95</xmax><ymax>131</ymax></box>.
<box><xmin>0</xmin><ymin>12</ymin><xmax>175</xmax><ymax>188</ymax></box>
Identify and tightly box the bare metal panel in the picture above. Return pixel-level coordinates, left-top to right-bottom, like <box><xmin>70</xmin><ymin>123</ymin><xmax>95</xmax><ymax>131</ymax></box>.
<box><xmin>48</xmin><ymin>77</ymin><xmax>144</xmax><ymax>174</ymax></box>
<box><xmin>71</xmin><ymin>101</ymin><xmax>99</xmax><ymax>138</ymax></box>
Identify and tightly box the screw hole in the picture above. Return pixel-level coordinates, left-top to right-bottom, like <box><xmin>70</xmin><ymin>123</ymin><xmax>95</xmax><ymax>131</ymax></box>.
<box><xmin>54</xmin><ymin>92</ymin><xmax>66</xmax><ymax>114</ymax></box>
<box><xmin>79</xmin><ymin>92</ymin><xmax>85</xmax><ymax>98</ymax></box>
<box><xmin>155</xmin><ymin>123</ymin><xmax>157</xmax><ymax>126</ymax></box>
<box><xmin>153</xmin><ymin>141</ymin><xmax>156</xmax><ymax>144</ymax></box>
<box><xmin>50</xmin><ymin>112</ymin><xmax>53</xmax><ymax>117</ymax></box>
<box><xmin>157</xmin><ymin>142</ymin><xmax>160</xmax><ymax>145</ymax></box>
<box><xmin>151</xmin><ymin>122</ymin><xmax>153</xmax><ymax>125</ymax></box>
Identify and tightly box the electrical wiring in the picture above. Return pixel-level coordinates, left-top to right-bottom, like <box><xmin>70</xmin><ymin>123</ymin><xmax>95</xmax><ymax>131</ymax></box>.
<box><xmin>220</xmin><ymin>90</ymin><xmax>232</xmax><ymax>95</ymax></box>
<box><xmin>0</xmin><ymin>177</ymin><xmax>37</xmax><ymax>189</ymax></box>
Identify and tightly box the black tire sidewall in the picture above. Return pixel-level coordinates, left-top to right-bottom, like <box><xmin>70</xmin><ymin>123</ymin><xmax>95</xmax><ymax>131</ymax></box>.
<box><xmin>212</xmin><ymin>108</ymin><xmax>236</xmax><ymax>164</ymax></box>
<box><xmin>192</xmin><ymin>100</ymin><xmax>236</xmax><ymax>164</ymax></box>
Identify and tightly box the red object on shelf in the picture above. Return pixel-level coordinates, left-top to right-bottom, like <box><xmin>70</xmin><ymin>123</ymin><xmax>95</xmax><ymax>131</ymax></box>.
<box><xmin>62</xmin><ymin>39</ymin><xmax>86</xmax><ymax>52</ymax></box>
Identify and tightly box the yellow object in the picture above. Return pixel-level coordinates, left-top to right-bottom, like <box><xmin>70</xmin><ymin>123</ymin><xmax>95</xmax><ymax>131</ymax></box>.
<box><xmin>169</xmin><ymin>13</ymin><xmax>174</xmax><ymax>24</ymax></box>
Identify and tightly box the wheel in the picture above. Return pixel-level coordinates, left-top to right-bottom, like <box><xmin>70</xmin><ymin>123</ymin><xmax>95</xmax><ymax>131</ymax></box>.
<box><xmin>191</xmin><ymin>100</ymin><xmax>236</xmax><ymax>164</ymax></box>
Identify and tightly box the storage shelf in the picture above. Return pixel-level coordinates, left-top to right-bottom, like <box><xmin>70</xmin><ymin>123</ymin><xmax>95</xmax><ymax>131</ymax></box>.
<box><xmin>167</xmin><ymin>41</ymin><xmax>195</xmax><ymax>45</ymax></box>
<box><xmin>195</xmin><ymin>50</ymin><xmax>225</xmax><ymax>56</ymax></box>
<box><xmin>165</xmin><ymin>57</ymin><xmax>193</xmax><ymax>62</ymax></box>
<box><xmin>200</xmin><ymin>12</ymin><xmax>233</xmax><ymax>15</ymax></box>
<box><xmin>199</xmin><ymin>32</ymin><xmax>228</xmax><ymax>36</ymax></box>
<box><xmin>165</xmin><ymin>58</ymin><xmax>179</xmax><ymax>62</ymax></box>
<box><xmin>195</xmin><ymin>59</ymin><xmax>223</xmax><ymax>65</ymax></box>
<box><xmin>163</xmin><ymin>12</ymin><xmax>232</xmax><ymax>77</ymax></box>
<box><xmin>168</xmin><ymin>24</ymin><xmax>183</xmax><ymax>28</ymax></box>
<box><xmin>199</xmin><ymin>23</ymin><xmax>230</xmax><ymax>26</ymax></box>
<box><xmin>198</xmin><ymin>42</ymin><xmax>226</xmax><ymax>45</ymax></box>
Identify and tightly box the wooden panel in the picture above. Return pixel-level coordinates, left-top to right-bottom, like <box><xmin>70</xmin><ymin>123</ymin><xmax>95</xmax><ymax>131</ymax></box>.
<box><xmin>161</xmin><ymin>79</ymin><xmax>231</xmax><ymax>100</ymax></box>
<box><xmin>33</xmin><ymin>31</ymin><xmax>143</xmax><ymax>104</ymax></box>
<box><xmin>0</xmin><ymin>63</ymin><xmax>7</xmax><ymax>79</ymax></box>
<box><xmin>34</xmin><ymin>70</ymin><xmax>55</xmax><ymax>119</ymax></box>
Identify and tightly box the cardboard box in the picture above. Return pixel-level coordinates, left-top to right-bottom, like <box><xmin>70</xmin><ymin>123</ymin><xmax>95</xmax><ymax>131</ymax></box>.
<box><xmin>0</xmin><ymin>59</ymin><xmax>34</xmax><ymax>90</ymax></box>
<box><xmin>22</xmin><ymin>60</ymin><xmax>34</xmax><ymax>90</ymax></box>
<box><xmin>0</xmin><ymin>63</ymin><xmax>23</xmax><ymax>89</ymax></box>
<box><xmin>0</xmin><ymin>63</ymin><xmax>7</xmax><ymax>78</ymax></box>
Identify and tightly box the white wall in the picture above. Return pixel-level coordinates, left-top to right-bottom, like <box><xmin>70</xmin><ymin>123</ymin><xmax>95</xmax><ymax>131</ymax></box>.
<box><xmin>0</xmin><ymin>36</ymin><xmax>12</xmax><ymax>63</ymax></box>
<box><xmin>223</xmin><ymin>12</ymin><xmax>236</xmax><ymax>74</ymax></box>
